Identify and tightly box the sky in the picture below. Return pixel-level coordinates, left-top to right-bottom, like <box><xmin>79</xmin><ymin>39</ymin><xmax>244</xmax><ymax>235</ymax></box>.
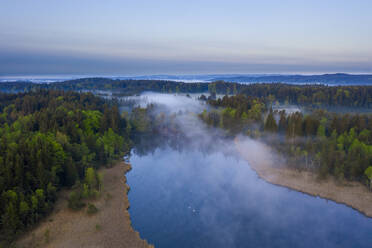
<box><xmin>1</xmin><ymin>0</ymin><xmax>372</xmax><ymax>76</ymax></box>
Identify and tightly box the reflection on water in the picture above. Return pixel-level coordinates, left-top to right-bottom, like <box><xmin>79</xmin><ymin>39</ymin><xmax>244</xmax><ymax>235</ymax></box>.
<box><xmin>125</xmin><ymin>93</ymin><xmax>372</xmax><ymax>248</ymax></box>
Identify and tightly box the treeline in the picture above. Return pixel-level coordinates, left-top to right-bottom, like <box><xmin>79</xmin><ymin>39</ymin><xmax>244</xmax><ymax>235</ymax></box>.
<box><xmin>0</xmin><ymin>79</ymin><xmax>209</xmax><ymax>95</ymax></box>
<box><xmin>201</xmin><ymin>94</ymin><xmax>266</xmax><ymax>132</ymax></box>
<box><xmin>2</xmin><ymin>78</ymin><xmax>372</xmax><ymax>108</ymax></box>
<box><xmin>239</xmin><ymin>83</ymin><xmax>372</xmax><ymax>108</ymax></box>
<box><xmin>0</xmin><ymin>79</ymin><xmax>246</xmax><ymax>96</ymax></box>
<box><xmin>0</xmin><ymin>90</ymin><xmax>132</xmax><ymax>243</ymax></box>
<box><xmin>201</xmin><ymin>95</ymin><xmax>372</xmax><ymax>187</ymax></box>
<box><xmin>55</xmin><ymin>78</ymin><xmax>210</xmax><ymax>95</ymax></box>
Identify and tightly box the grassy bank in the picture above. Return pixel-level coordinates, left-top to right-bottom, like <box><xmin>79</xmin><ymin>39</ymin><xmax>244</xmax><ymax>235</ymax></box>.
<box><xmin>16</xmin><ymin>161</ymin><xmax>154</xmax><ymax>248</ymax></box>
<box><xmin>235</xmin><ymin>137</ymin><xmax>372</xmax><ymax>218</ymax></box>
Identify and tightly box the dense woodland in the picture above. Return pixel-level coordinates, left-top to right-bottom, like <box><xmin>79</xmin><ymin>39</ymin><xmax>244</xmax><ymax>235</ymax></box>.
<box><xmin>0</xmin><ymin>90</ymin><xmax>140</xmax><ymax>244</ymax></box>
<box><xmin>1</xmin><ymin>80</ymin><xmax>372</xmax><ymax>245</ymax></box>
<box><xmin>201</xmin><ymin>94</ymin><xmax>372</xmax><ymax>187</ymax></box>
<box><xmin>2</xmin><ymin>78</ymin><xmax>372</xmax><ymax>108</ymax></box>
<box><xmin>0</xmin><ymin>79</ymin><xmax>210</xmax><ymax>95</ymax></box>
<box><xmin>239</xmin><ymin>83</ymin><xmax>372</xmax><ymax>108</ymax></box>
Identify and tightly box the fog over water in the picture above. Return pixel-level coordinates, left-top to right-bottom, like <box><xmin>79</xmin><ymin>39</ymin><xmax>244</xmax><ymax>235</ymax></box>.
<box><xmin>125</xmin><ymin>93</ymin><xmax>372</xmax><ymax>248</ymax></box>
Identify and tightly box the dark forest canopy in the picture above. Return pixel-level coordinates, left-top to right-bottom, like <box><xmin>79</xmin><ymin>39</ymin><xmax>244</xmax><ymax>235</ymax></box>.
<box><xmin>202</xmin><ymin>94</ymin><xmax>372</xmax><ymax>188</ymax></box>
<box><xmin>1</xmin><ymin>78</ymin><xmax>372</xmax><ymax>108</ymax></box>
<box><xmin>0</xmin><ymin>79</ymin><xmax>209</xmax><ymax>95</ymax></box>
<box><xmin>0</xmin><ymin>90</ymin><xmax>140</xmax><ymax>244</ymax></box>
<box><xmin>239</xmin><ymin>83</ymin><xmax>372</xmax><ymax>108</ymax></box>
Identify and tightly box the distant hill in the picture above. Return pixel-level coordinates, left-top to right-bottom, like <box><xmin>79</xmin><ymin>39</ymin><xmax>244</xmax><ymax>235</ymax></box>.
<box><xmin>209</xmin><ymin>73</ymin><xmax>372</xmax><ymax>85</ymax></box>
<box><xmin>1</xmin><ymin>73</ymin><xmax>372</xmax><ymax>85</ymax></box>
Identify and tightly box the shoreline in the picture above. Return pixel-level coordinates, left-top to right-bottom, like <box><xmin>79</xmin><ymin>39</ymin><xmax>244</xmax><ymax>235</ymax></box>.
<box><xmin>235</xmin><ymin>137</ymin><xmax>372</xmax><ymax>218</ymax></box>
<box><xmin>16</xmin><ymin>161</ymin><xmax>154</xmax><ymax>248</ymax></box>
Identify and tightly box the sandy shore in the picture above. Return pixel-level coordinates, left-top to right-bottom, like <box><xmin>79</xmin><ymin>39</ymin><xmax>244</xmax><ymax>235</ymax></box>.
<box><xmin>235</xmin><ymin>137</ymin><xmax>372</xmax><ymax>218</ymax></box>
<box><xmin>16</xmin><ymin>162</ymin><xmax>154</xmax><ymax>248</ymax></box>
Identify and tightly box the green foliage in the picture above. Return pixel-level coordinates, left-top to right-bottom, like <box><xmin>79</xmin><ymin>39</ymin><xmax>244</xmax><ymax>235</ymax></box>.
<box><xmin>82</xmin><ymin>167</ymin><xmax>101</xmax><ymax>198</ymax></box>
<box><xmin>44</xmin><ymin>229</ymin><xmax>50</xmax><ymax>244</ymax></box>
<box><xmin>202</xmin><ymin>93</ymin><xmax>372</xmax><ymax>187</ymax></box>
<box><xmin>264</xmin><ymin>111</ymin><xmax>278</xmax><ymax>133</ymax></box>
<box><xmin>130</xmin><ymin>107</ymin><xmax>151</xmax><ymax>133</ymax></box>
<box><xmin>98</xmin><ymin>128</ymin><xmax>124</xmax><ymax>163</ymax></box>
<box><xmin>365</xmin><ymin>167</ymin><xmax>372</xmax><ymax>189</ymax></box>
<box><xmin>240</xmin><ymin>83</ymin><xmax>372</xmax><ymax>108</ymax></box>
<box><xmin>0</xmin><ymin>90</ymin><xmax>132</xmax><ymax>242</ymax></box>
<box><xmin>365</xmin><ymin>167</ymin><xmax>372</xmax><ymax>180</ymax></box>
<box><xmin>82</xmin><ymin>110</ymin><xmax>103</xmax><ymax>135</ymax></box>
<box><xmin>203</xmin><ymin>95</ymin><xmax>266</xmax><ymax>134</ymax></box>
<box><xmin>85</xmin><ymin>168</ymin><xmax>98</xmax><ymax>189</ymax></box>
<box><xmin>3</xmin><ymin>78</ymin><xmax>371</xmax><ymax>108</ymax></box>
<box><xmin>87</xmin><ymin>203</ymin><xmax>98</xmax><ymax>215</ymax></box>
<box><xmin>317</xmin><ymin>124</ymin><xmax>326</xmax><ymax>137</ymax></box>
<box><xmin>68</xmin><ymin>191</ymin><xmax>85</xmax><ymax>210</ymax></box>
<box><xmin>95</xmin><ymin>223</ymin><xmax>102</xmax><ymax>231</ymax></box>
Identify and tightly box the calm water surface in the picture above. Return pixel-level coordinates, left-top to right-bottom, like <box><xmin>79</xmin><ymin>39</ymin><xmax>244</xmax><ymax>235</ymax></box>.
<box><xmin>127</xmin><ymin>147</ymin><xmax>372</xmax><ymax>248</ymax></box>
<box><xmin>125</xmin><ymin>93</ymin><xmax>372</xmax><ymax>248</ymax></box>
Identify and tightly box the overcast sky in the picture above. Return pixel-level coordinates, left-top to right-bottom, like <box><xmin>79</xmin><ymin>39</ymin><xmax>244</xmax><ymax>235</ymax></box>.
<box><xmin>1</xmin><ymin>0</ymin><xmax>372</xmax><ymax>75</ymax></box>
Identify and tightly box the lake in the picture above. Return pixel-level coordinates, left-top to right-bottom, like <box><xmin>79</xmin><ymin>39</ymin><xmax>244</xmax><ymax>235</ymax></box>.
<box><xmin>126</xmin><ymin>93</ymin><xmax>372</xmax><ymax>248</ymax></box>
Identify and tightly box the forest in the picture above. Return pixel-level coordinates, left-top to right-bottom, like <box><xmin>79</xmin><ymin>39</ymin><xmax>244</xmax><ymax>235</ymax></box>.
<box><xmin>1</xmin><ymin>78</ymin><xmax>372</xmax><ymax>108</ymax></box>
<box><xmin>0</xmin><ymin>90</ymin><xmax>148</xmax><ymax>245</ymax></box>
<box><xmin>200</xmin><ymin>94</ymin><xmax>372</xmax><ymax>188</ymax></box>
<box><xmin>1</xmin><ymin>80</ymin><xmax>372</xmax><ymax>245</ymax></box>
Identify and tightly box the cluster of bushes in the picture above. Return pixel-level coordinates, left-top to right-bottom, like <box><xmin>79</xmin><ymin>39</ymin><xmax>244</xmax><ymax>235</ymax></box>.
<box><xmin>68</xmin><ymin>167</ymin><xmax>102</xmax><ymax>211</ymax></box>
